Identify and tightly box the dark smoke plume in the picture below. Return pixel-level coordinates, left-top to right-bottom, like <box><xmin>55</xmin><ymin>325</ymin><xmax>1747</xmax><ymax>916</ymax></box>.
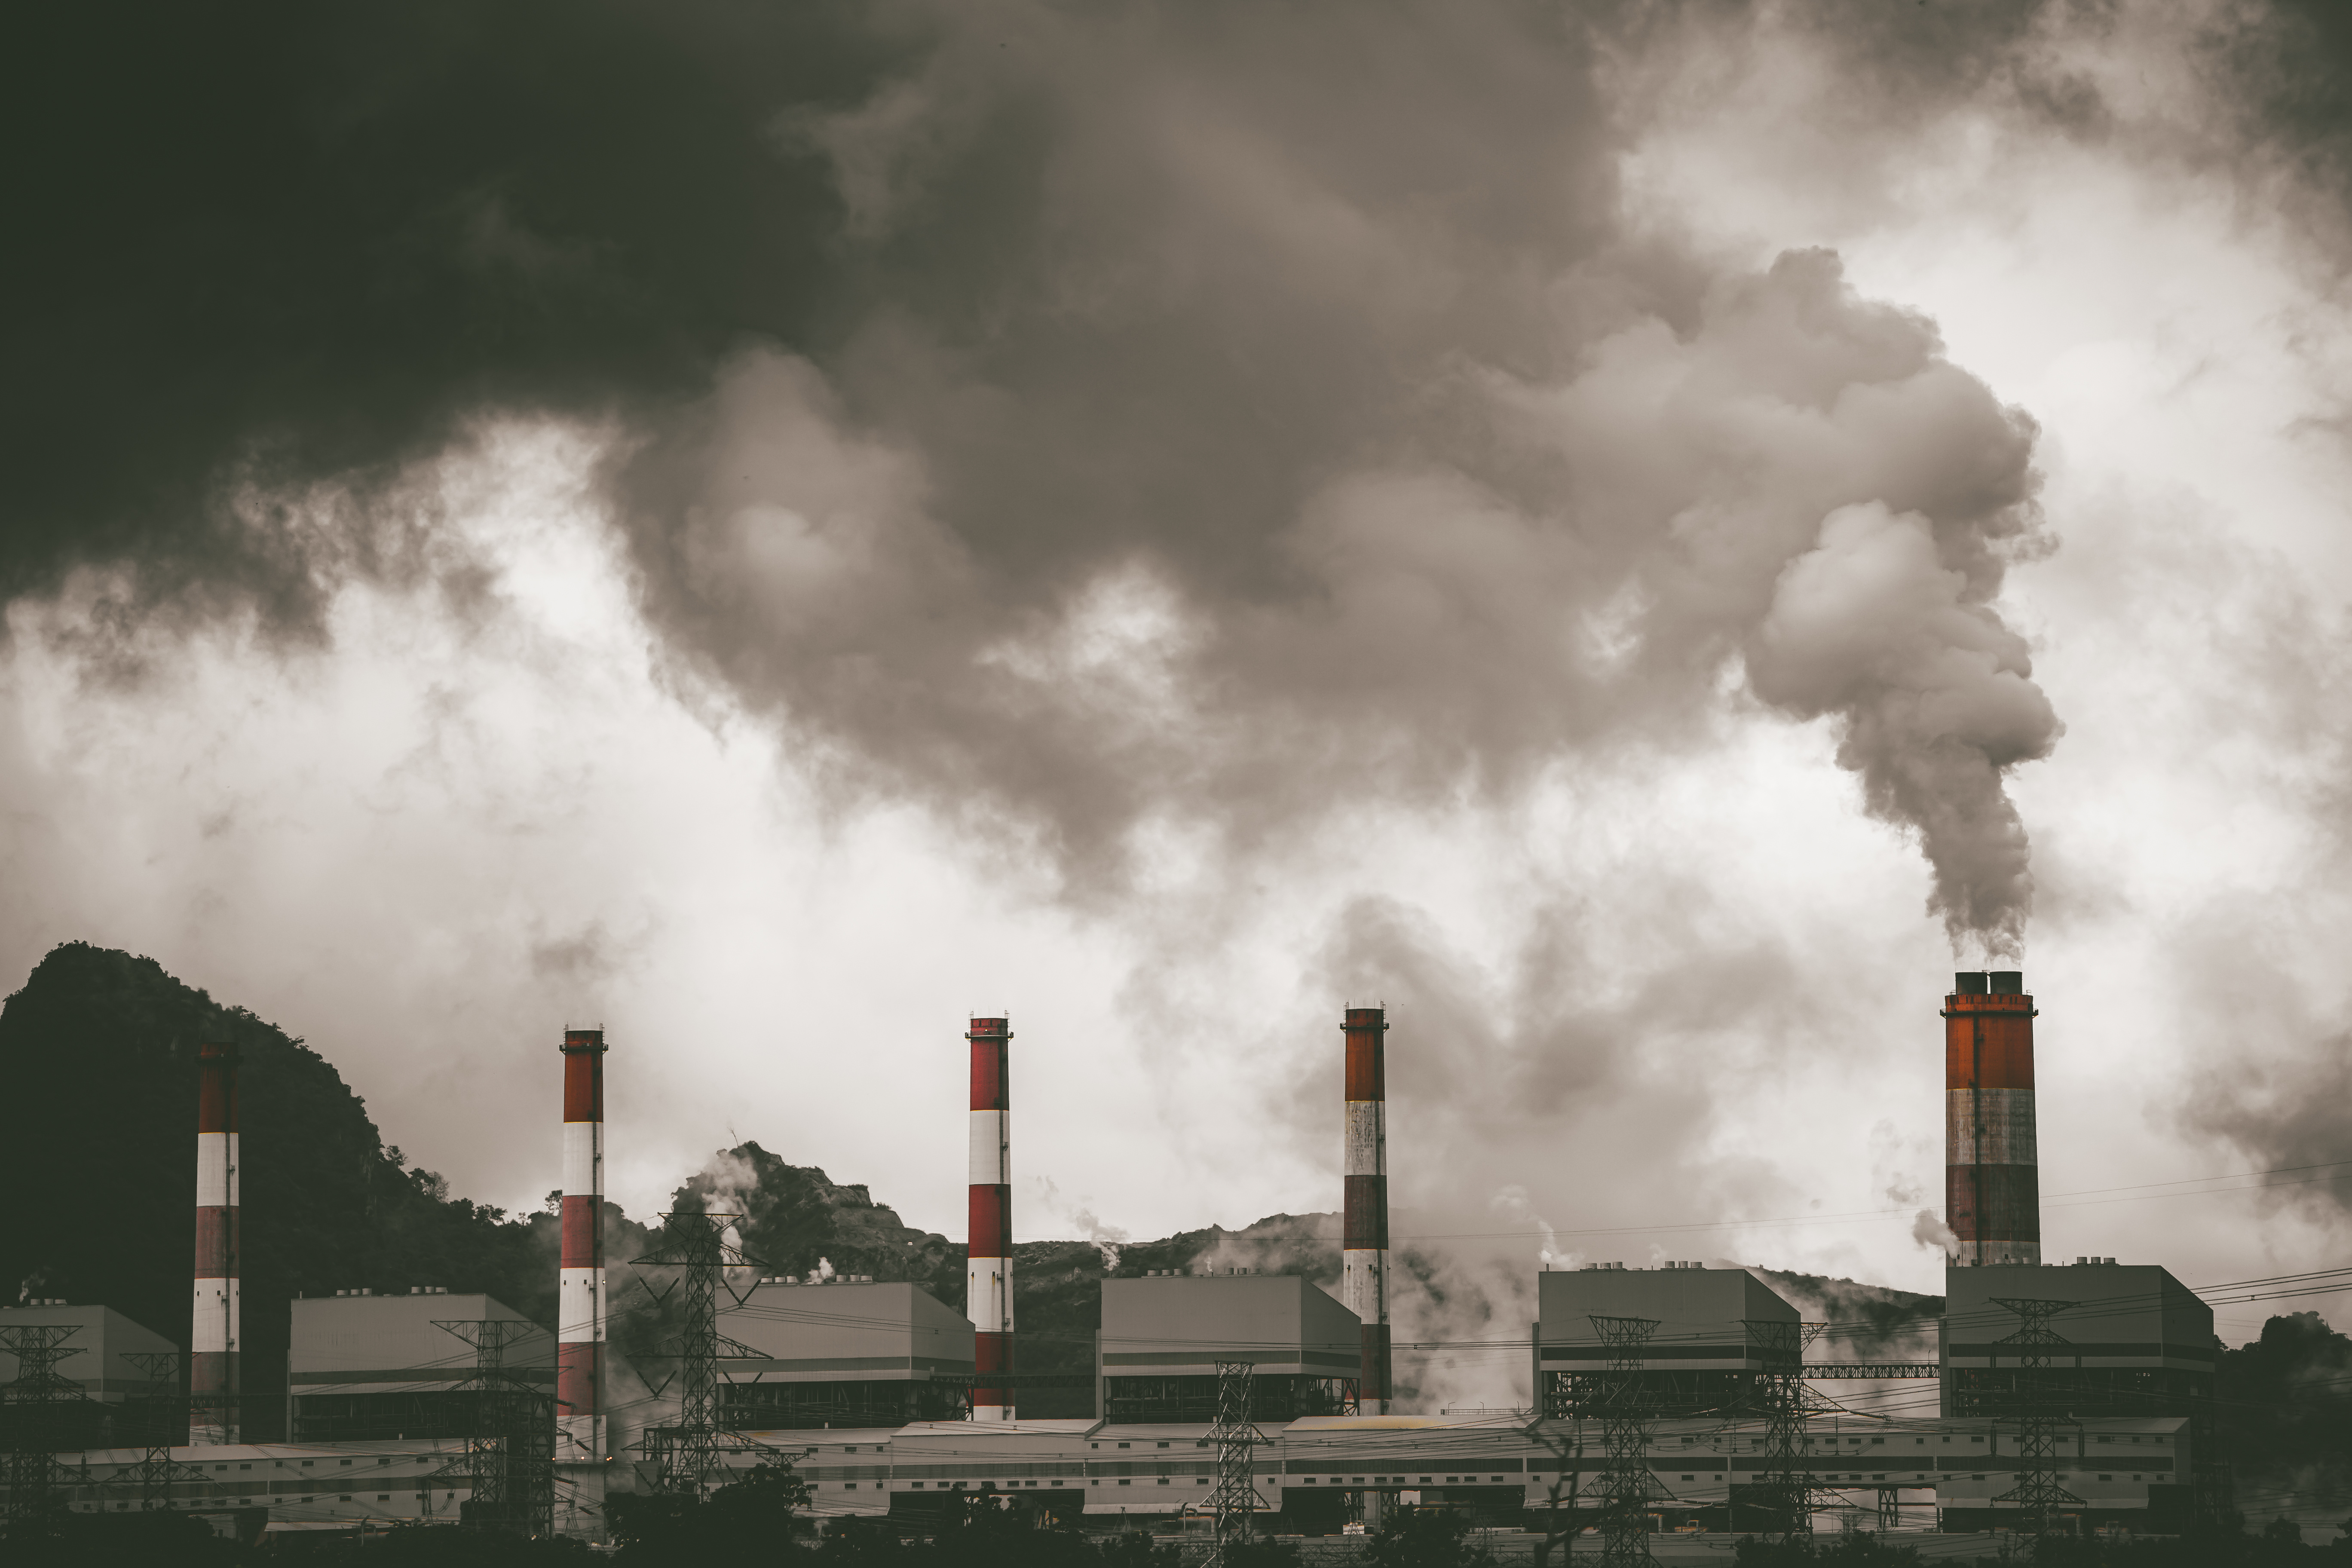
<box><xmin>6</xmin><ymin>0</ymin><xmax>2067</xmax><ymax>950</ymax></box>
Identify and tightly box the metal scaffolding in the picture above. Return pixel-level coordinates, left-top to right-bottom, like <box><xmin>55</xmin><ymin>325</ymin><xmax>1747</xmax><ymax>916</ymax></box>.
<box><xmin>0</xmin><ymin>1325</ymin><xmax>90</xmax><ymax>1529</ymax></box>
<box><xmin>1206</xmin><ymin>1360</ymin><xmax>1259</xmax><ymax>1568</ymax></box>
<box><xmin>1588</xmin><ymin>1314</ymin><xmax>1662</xmax><ymax>1568</ymax></box>
<box><xmin>634</xmin><ymin>1210</ymin><xmax>765</xmax><ymax>1494</ymax></box>
<box><xmin>427</xmin><ymin>1319</ymin><xmax>555</xmax><ymax>1537</ymax></box>
<box><xmin>1988</xmin><ymin>1297</ymin><xmax>2082</xmax><ymax>1537</ymax></box>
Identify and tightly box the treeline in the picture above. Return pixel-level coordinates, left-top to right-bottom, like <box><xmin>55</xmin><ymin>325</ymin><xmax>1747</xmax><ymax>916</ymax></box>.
<box><xmin>0</xmin><ymin>943</ymin><xmax>566</xmax><ymax>1439</ymax></box>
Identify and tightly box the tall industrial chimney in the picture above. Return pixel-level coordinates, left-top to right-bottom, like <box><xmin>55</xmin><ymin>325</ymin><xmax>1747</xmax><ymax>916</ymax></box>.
<box><xmin>190</xmin><ymin>1041</ymin><xmax>240</xmax><ymax>1445</ymax></box>
<box><xmin>557</xmin><ymin>1029</ymin><xmax>608</xmax><ymax>1468</ymax></box>
<box><xmin>1945</xmin><ymin>971</ymin><xmax>2040</xmax><ymax>1265</ymax></box>
<box><xmin>1342</xmin><ymin>1007</ymin><xmax>1391</xmax><ymax>1415</ymax></box>
<box><xmin>967</xmin><ymin>1016</ymin><xmax>1015</xmax><ymax>1422</ymax></box>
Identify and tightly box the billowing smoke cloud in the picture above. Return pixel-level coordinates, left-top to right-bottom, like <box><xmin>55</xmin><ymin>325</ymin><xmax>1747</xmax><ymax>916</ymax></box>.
<box><xmin>1751</xmin><ymin>502</ymin><xmax>2058</xmax><ymax>955</ymax></box>
<box><xmin>7</xmin><ymin>0</ymin><xmax>2062</xmax><ymax>957</ymax></box>
<box><xmin>619</xmin><ymin>43</ymin><xmax>2062</xmax><ymax>951</ymax></box>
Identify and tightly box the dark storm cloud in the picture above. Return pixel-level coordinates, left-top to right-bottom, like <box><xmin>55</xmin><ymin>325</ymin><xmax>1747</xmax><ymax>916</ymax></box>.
<box><xmin>9</xmin><ymin>0</ymin><xmax>2065</xmax><ymax>948</ymax></box>
<box><xmin>2208</xmin><ymin>0</ymin><xmax>2352</xmax><ymax>208</ymax></box>
<box><xmin>5</xmin><ymin>0</ymin><xmax>895</xmax><ymax>614</ymax></box>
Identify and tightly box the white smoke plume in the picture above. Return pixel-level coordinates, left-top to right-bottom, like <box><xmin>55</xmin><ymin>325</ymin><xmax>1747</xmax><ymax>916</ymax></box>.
<box><xmin>1035</xmin><ymin>1177</ymin><xmax>1134</xmax><ymax>1271</ymax></box>
<box><xmin>689</xmin><ymin>1147</ymin><xmax>762</xmax><ymax>1295</ymax></box>
<box><xmin>1910</xmin><ymin>1209</ymin><xmax>1960</xmax><ymax>1258</ymax></box>
<box><xmin>1489</xmin><ymin>1185</ymin><xmax>1578</xmax><ymax>1273</ymax></box>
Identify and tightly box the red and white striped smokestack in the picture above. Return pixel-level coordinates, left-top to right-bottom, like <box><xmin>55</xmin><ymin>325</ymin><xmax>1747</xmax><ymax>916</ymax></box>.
<box><xmin>190</xmin><ymin>1041</ymin><xmax>239</xmax><ymax>1445</ymax></box>
<box><xmin>558</xmin><ymin>1030</ymin><xmax>608</xmax><ymax>1464</ymax></box>
<box><xmin>967</xmin><ymin>1017</ymin><xmax>1014</xmax><ymax>1422</ymax></box>
<box><xmin>1945</xmin><ymin>971</ymin><xmax>2040</xmax><ymax>1265</ymax></box>
<box><xmin>1342</xmin><ymin>1007</ymin><xmax>1391</xmax><ymax>1415</ymax></box>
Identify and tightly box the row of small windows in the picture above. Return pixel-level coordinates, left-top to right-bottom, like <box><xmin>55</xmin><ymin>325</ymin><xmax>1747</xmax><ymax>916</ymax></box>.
<box><xmin>190</xmin><ymin>1458</ymin><xmax>384</xmax><ymax>1471</ymax></box>
<box><xmin>866</xmin><ymin>1468</ymin><xmax>2168</xmax><ymax>1491</ymax></box>
<box><xmin>1298</xmin><ymin>1476</ymin><xmax>1508</xmax><ymax>1486</ymax></box>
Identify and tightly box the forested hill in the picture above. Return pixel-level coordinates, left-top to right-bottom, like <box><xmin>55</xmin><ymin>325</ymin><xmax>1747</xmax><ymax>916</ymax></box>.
<box><xmin>0</xmin><ymin>945</ymin><xmax>981</xmax><ymax>1432</ymax></box>
<box><xmin>0</xmin><ymin>943</ymin><xmax>569</xmax><ymax>1439</ymax></box>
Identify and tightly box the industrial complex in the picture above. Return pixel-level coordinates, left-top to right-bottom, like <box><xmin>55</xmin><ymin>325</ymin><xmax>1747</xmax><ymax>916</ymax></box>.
<box><xmin>0</xmin><ymin>972</ymin><xmax>2239</xmax><ymax>1548</ymax></box>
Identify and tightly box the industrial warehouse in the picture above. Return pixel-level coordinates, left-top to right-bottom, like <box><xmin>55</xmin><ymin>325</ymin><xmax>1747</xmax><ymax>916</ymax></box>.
<box><xmin>0</xmin><ymin>975</ymin><xmax>2247</xmax><ymax>1550</ymax></box>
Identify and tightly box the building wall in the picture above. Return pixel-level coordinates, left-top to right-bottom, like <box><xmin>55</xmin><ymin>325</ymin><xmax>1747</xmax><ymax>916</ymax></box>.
<box><xmin>1939</xmin><ymin>1262</ymin><xmax>2217</xmax><ymax>1419</ymax></box>
<box><xmin>721</xmin><ymin>1281</ymin><xmax>975</xmax><ymax>1380</ymax></box>
<box><xmin>35</xmin><ymin>1438</ymin><xmax>476</xmax><ymax>1528</ymax></box>
<box><xmin>729</xmin><ymin>1411</ymin><xmax>2198</xmax><ymax>1526</ymax></box>
<box><xmin>717</xmin><ymin>1281</ymin><xmax>975</xmax><ymax>1430</ymax></box>
<box><xmin>1099</xmin><ymin>1275</ymin><xmax>1360</xmax><ymax>1379</ymax></box>
<box><xmin>289</xmin><ymin>1292</ymin><xmax>550</xmax><ymax>1443</ymax></box>
<box><xmin>27</xmin><ymin>1410</ymin><xmax>2198</xmax><ymax>1532</ymax></box>
<box><xmin>1536</xmin><ymin>1267</ymin><xmax>1800</xmax><ymax>1369</ymax></box>
<box><xmin>0</xmin><ymin>1302</ymin><xmax>179</xmax><ymax>1401</ymax></box>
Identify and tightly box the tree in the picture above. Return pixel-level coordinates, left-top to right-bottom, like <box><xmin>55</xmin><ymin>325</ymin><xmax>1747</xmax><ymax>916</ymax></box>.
<box><xmin>811</xmin><ymin>1515</ymin><xmax>911</xmax><ymax>1565</ymax></box>
<box><xmin>376</xmin><ymin>1523</ymin><xmax>598</xmax><ymax>1565</ymax></box>
<box><xmin>610</xmin><ymin>1461</ymin><xmax>812</xmax><ymax>1564</ymax></box>
<box><xmin>1365</xmin><ymin>1505</ymin><xmax>1501</xmax><ymax>1568</ymax></box>
<box><xmin>1527</xmin><ymin>1423</ymin><xmax>1588</xmax><ymax>1568</ymax></box>
<box><xmin>0</xmin><ymin>1509</ymin><xmax>251</xmax><ymax>1568</ymax></box>
<box><xmin>1095</xmin><ymin>1528</ymin><xmax>1182</xmax><ymax>1567</ymax></box>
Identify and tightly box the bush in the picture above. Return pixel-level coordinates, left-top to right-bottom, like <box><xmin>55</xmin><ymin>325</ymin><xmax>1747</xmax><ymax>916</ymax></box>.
<box><xmin>611</xmin><ymin>1462</ymin><xmax>812</xmax><ymax>1564</ymax></box>
<box><xmin>0</xmin><ymin>1509</ymin><xmax>252</xmax><ymax>1568</ymax></box>
<box><xmin>1365</xmin><ymin>1506</ymin><xmax>1500</xmax><ymax>1568</ymax></box>
<box><xmin>812</xmin><ymin>1515</ymin><xmax>913</xmax><ymax>1564</ymax></box>
<box><xmin>1095</xmin><ymin>1530</ymin><xmax>1182</xmax><ymax>1568</ymax></box>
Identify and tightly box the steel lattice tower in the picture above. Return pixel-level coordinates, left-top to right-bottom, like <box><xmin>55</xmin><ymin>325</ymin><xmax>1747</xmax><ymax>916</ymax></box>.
<box><xmin>1988</xmin><ymin>1297</ymin><xmax>2082</xmax><ymax>1537</ymax></box>
<box><xmin>119</xmin><ymin>1352</ymin><xmax>207</xmax><ymax>1512</ymax></box>
<box><xmin>635</xmin><ymin>1210</ymin><xmax>763</xmax><ymax>1494</ymax></box>
<box><xmin>1744</xmin><ymin>1319</ymin><xmax>1833</xmax><ymax>1540</ymax></box>
<box><xmin>426</xmin><ymin>1320</ymin><xmax>555</xmax><ymax>1536</ymax></box>
<box><xmin>1589</xmin><ymin>1314</ymin><xmax>1662</xmax><ymax>1568</ymax></box>
<box><xmin>1</xmin><ymin>1325</ymin><xmax>90</xmax><ymax>1528</ymax></box>
<box><xmin>1206</xmin><ymin>1360</ymin><xmax>1259</xmax><ymax>1567</ymax></box>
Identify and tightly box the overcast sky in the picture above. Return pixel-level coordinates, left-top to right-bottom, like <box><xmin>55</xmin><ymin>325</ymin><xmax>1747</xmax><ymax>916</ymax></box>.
<box><xmin>6</xmin><ymin>0</ymin><xmax>2351</xmax><ymax>1365</ymax></box>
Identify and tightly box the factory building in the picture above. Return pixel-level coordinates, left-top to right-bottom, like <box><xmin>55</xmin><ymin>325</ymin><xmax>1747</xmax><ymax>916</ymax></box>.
<box><xmin>1940</xmin><ymin>1262</ymin><xmax>2217</xmax><ymax>1420</ymax></box>
<box><xmin>718</xmin><ymin>1279</ymin><xmax>975</xmax><ymax>1429</ymax></box>
<box><xmin>1940</xmin><ymin>1259</ymin><xmax>2221</xmax><ymax>1518</ymax></box>
<box><xmin>0</xmin><ymin>1300</ymin><xmax>181</xmax><ymax>1449</ymax></box>
<box><xmin>1097</xmin><ymin>1272</ymin><xmax>1360</xmax><ymax>1423</ymax></box>
<box><xmin>1</xmin><ymin>974</ymin><xmax>2256</xmax><ymax>1545</ymax></box>
<box><xmin>713</xmin><ymin>1408</ymin><xmax>2199</xmax><ymax>1535</ymax></box>
<box><xmin>289</xmin><ymin>1289</ymin><xmax>552</xmax><ymax>1443</ymax></box>
<box><xmin>1534</xmin><ymin>1263</ymin><xmax>1801</xmax><ymax>1418</ymax></box>
<box><xmin>40</xmin><ymin>1438</ymin><xmax>477</xmax><ymax>1543</ymax></box>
